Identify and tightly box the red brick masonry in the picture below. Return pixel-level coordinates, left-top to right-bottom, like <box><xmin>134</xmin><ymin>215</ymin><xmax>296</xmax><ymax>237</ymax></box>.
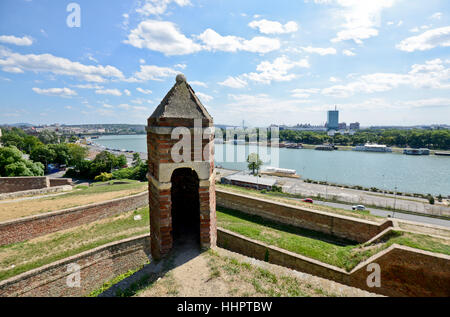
<box><xmin>0</xmin><ymin>235</ymin><xmax>150</xmax><ymax>297</ymax></box>
<box><xmin>0</xmin><ymin>192</ymin><xmax>148</xmax><ymax>246</ymax></box>
<box><xmin>216</xmin><ymin>189</ymin><xmax>393</xmax><ymax>243</ymax></box>
<box><xmin>0</xmin><ymin>177</ymin><xmax>49</xmax><ymax>193</ymax></box>
<box><xmin>0</xmin><ymin>177</ymin><xmax>73</xmax><ymax>194</ymax></box>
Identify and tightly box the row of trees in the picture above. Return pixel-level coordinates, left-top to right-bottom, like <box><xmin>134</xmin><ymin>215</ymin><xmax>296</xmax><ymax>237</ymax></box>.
<box><xmin>279</xmin><ymin>129</ymin><xmax>450</xmax><ymax>150</ymax></box>
<box><xmin>1</xmin><ymin>127</ymin><xmax>147</xmax><ymax>181</ymax></box>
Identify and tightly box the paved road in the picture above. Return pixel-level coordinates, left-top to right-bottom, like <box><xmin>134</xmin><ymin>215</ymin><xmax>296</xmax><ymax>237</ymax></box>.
<box><xmin>312</xmin><ymin>200</ymin><xmax>450</xmax><ymax>228</ymax></box>
<box><xmin>283</xmin><ymin>179</ymin><xmax>450</xmax><ymax>218</ymax></box>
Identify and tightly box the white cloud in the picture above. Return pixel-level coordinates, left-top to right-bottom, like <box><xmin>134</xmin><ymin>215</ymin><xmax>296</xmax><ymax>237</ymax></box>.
<box><xmin>0</xmin><ymin>35</ymin><xmax>33</xmax><ymax>46</ymax></box>
<box><xmin>133</xmin><ymin>106</ymin><xmax>149</xmax><ymax>111</ymax></box>
<box><xmin>321</xmin><ymin>0</ymin><xmax>397</xmax><ymax>44</ymax></box>
<box><xmin>125</xmin><ymin>20</ymin><xmax>202</xmax><ymax>56</ymax></box>
<box><xmin>430</xmin><ymin>12</ymin><xmax>443</xmax><ymax>20</ymax></box>
<box><xmin>198</xmin><ymin>29</ymin><xmax>280</xmax><ymax>54</ymax></box>
<box><xmin>302</xmin><ymin>46</ymin><xmax>336</xmax><ymax>55</ymax></box>
<box><xmin>320</xmin><ymin>59</ymin><xmax>450</xmax><ymax>97</ymax></box>
<box><xmin>125</xmin><ymin>20</ymin><xmax>281</xmax><ymax>56</ymax></box>
<box><xmin>174</xmin><ymin>63</ymin><xmax>187</xmax><ymax>69</ymax></box>
<box><xmin>136</xmin><ymin>87</ymin><xmax>153</xmax><ymax>94</ymax></box>
<box><xmin>329</xmin><ymin>76</ymin><xmax>340</xmax><ymax>82</ymax></box>
<box><xmin>248</xmin><ymin>19</ymin><xmax>298</xmax><ymax>34</ymax></box>
<box><xmin>342</xmin><ymin>49</ymin><xmax>356</xmax><ymax>56</ymax></box>
<box><xmin>136</xmin><ymin>0</ymin><xmax>191</xmax><ymax>16</ymax></box>
<box><xmin>95</xmin><ymin>89</ymin><xmax>123</xmax><ymax>96</ymax></box>
<box><xmin>331</xmin><ymin>28</ymin><xmax>378</xmax><ymax>44</ymax></box>
<box><xmin>396</xmin><ymin>26</ymin><xmax>450</xmax><ymax>52</ymax></box>
<box><xmin>218</xmin><ymin>76</ymin><xmax>248</xmax><ymax>89</ymax></box>
<box><xmin>0</xmin><ymin>47</ymin><xmax>124</xmax><ymax>82</ymax></box>
<box><xmin>73</xmin><ymin>84</ymin><xmax>104</xmax><ymax>89</ymax></box>
<box><xmin>291</xmin><ymin>88</ymin><xmax>320</xmax><ymax>98</ymax></box>
<box><xmin>32</xmin><ymin>87</ymin><xmax>77</xmax><ymax>97</ymax></box>
<box><xmin>243</xmin><ymin>55</ymin><xmax>310</xmax><ymax>84</ymax></box>
<box><xmin>124</xmin><ymin>89</ymin><xmax>131</xmax><ymax>96</ymax></box>
<box><xmin>196</xmin><ymin>92</ymin><xmax>214</xmax><ymax>103</ymax></box>
<box><xmin>189</xmin><ymin>80</ymin><xmax>207</xmax><ymax>88</ymax></box>
<box><xmin>131</xmin><ymin>64</ymin><xmax>178</xmax><ymax>81</ymax></box>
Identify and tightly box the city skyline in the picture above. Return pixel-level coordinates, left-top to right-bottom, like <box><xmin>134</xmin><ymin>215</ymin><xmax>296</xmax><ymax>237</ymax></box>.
<box><xmin>1</xmin><ymin>0</ymin><xmax>450</xmax><ymax>127</ymax></box>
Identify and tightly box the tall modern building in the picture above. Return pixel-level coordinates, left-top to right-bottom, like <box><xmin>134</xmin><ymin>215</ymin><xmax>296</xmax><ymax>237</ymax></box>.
<box><xmin>327</xmin><ymin>106</ymin><xmax>339</xmax><ymax>131</ymax></box>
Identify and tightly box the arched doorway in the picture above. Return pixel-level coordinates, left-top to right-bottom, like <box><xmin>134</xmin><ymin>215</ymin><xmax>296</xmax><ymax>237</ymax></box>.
<box><xmin>170</xmin><ymin>168</ymin><xmax>200</xmax><ymax>245</ymax></box>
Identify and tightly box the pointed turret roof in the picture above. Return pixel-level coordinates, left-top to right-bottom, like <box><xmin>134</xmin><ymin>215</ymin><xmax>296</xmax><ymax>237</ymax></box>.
<box><xmin>149</xmin><ymin>74</ymin><xmax>212</xmax><ymax>122</ymax></box>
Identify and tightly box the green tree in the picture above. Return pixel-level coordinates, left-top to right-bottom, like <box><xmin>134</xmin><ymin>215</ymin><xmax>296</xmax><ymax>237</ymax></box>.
<box><xmin>30</xmin><ymin>145</ymin><xmax>56</xmax><ymax>171</ymax></box>
<box><xmin>117</xmin><ymin>154</ymin><xmax>127</xmax><ymax>167</ymax></box>
<box><xmin>90</xmin><ymin>151</ymin><xmax>124</xmax><ymax>177</ymax></box>
<box><xmin>0</xmin><ymin>146</ymin><xmax>44</xmax><ymax>176</ymax></box>
<box><xmin>67</xmin><ymin>144</ymin><xmax>88</xmax><ymax>167</ymax></box>
<box><xmin>38</xmin><ymin>130</ymin><xmax>59</xmax><ymax>144</ymax></box>
<box><xmin>247</xmin><ymin>153</ymin><xmax>263</xmax><ymax>175</ymax></box>
<box><xmin>132</xmin><ymin>153</ymin><xmax>142</xmax><ymax>167</ymax></box>
<box><xmin>48</xmin><ymin>144</ymin><xmax>71</xmax><ymax>165</ymax></box>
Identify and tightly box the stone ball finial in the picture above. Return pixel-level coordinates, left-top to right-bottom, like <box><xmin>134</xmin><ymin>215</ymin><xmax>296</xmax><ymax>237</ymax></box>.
<box><xmin>176</xmin><ymin>73</ymin><xmax>187</xmax><ymax>83</ymax></box>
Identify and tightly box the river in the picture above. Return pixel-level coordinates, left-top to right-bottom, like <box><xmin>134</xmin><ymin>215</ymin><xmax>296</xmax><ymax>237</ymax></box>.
<box><xmin>94</xmin><ymin>134</ymin><xmax>450</xmax><ymax>196</ymax></box>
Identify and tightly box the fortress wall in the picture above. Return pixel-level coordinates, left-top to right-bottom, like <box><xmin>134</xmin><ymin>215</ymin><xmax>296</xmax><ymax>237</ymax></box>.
<box><xmin>0</xmin><ymin>235</ymin><xmax>150</xmax><ymax>297</ymax></box>
<box><xmin>217</xmin><ymin>228</ymin><xmax>450</xmax><ymax>297</ymax></box>
<box><xmin>216</xmin><ymin>189</ymin><xmax>392</xmax><ymax>243</ymax></box>
<box><xmin>0</xmin><ymin>177</ymin><xmax>49</xmax><ymax>193</ymax></box>
<box><xmin>0</xmin><ymin>192</ymin><xmax>148</xmax><ymax>246</ymax></box>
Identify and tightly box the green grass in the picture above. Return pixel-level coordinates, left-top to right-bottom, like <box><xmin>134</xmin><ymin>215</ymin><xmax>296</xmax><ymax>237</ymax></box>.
<box><xmin>87</xmin><ymin>265</ymin><xmax>149</xmax><ymax>297</ymax></box>
<box><xmin>0</xmin><ymin>207</ymin><xmax>150</xmax><ymax>282</ymax></box>
<box><xmin>216</xmin><ymin>207</ymin><xmax>450</xmax><ymax>272</ymax></box>
<box><xmin>52</xmin><ymin>180</ymin><xmax>147</xmax><ymax>199</ymax></box>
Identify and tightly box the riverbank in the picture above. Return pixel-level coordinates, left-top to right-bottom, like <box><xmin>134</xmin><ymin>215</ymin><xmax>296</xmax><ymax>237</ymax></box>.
<box><xmin>216</xmin><ymin>168</ymin><xmax>450</xmax><ymax>221</ymax></box>
<box><xmin>90</xmin><ymin>134</ymin><xmax>450</xmax><ymax>197</ymax></box>
<box><xmin>85</xmin><ymin>142</ymin><xmax>147</xmax><ymax>166</ymax></box>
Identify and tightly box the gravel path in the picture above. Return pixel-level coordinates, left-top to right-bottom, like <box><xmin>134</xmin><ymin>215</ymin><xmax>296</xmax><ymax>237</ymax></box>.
<box><xmin>99</xmin><ymin>240</ymin><xmax>379</xmax><ymax>297</ymax></box>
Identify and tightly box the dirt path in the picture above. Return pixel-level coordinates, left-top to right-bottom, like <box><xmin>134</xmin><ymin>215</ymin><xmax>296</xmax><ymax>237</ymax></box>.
<box><xmin>99</xmin><ymin>240</ymin><xmax>379</xmax><ymax>297</ymax></box>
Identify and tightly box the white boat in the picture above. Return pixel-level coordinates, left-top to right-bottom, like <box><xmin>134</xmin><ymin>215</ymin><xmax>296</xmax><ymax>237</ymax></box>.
<box><xmin>353</xmin><ymin>143</ymin><xmax>392</xmax><ymax>152</ymax></box>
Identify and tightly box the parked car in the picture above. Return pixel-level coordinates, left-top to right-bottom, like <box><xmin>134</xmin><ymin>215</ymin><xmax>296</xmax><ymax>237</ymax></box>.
<box><xmin>352</xmin><ymin>205</ymin><xmax>366</xmax><ymax>211</ymax></box>
<box><xmin>302</xmin><ymin>198</ymin><xmax>314</xmax><ymax>203</ymax></box>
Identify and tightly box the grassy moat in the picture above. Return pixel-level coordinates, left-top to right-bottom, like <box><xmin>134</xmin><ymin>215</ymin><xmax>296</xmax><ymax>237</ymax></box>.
<box><xmin>1</xmin><ymin>196</ymin><xmax>448</xmax><ymax>283</ymax></box>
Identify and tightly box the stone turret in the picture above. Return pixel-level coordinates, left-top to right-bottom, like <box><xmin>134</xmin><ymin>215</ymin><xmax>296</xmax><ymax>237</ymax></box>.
<box><xmin>146</xmin><ymin>74</ymin><xmax>216</xmax><ymax>259</ymax></box>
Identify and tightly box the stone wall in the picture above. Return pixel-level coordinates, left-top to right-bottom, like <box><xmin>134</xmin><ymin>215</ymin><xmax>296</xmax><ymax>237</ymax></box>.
<box><xmin>49</xmin><ymin>178</ymin><xmax>72</xmax><ymax>187</ymax></box>
<box><xmin>0</xmin><ymin>192</ymin><xmax>148</xmax><ymax>246</ymax></box>
<box><xmin>0</xmin><ymin>235</ymin><xmax>151</xmax><ymax>297</ymax></box>
<box><xmin>0</xmin><ymin>176</ymin><xmax>72</xmax><ymax>193</ymax></box>
<box><xmin>0</xmin><ymin>177</ymin><xmax>49</xmax><ymax>193</ymax></box>
<box><xmin>217</xmin><ymin>228</ymin><xmax>450</xmax><ymax>297</ymax></box>
<box><xmin>0</xmin><ymin>185</ymin><xmax>72</xmax><ymax>201</ymax></box>
<box><xmin>216</xmin><ymin>189</ymin><xmax>393</xmax><ymax>243</ymax></box>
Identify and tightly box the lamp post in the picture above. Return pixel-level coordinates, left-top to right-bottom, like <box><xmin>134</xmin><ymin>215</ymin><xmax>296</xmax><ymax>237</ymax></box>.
<box><xmin>393</xmin><ymin>186</ymin><xmax>397</xmax><ymax>218</ymax></box>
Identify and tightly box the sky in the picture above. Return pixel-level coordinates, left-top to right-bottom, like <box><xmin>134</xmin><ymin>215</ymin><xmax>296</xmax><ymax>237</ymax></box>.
<box><xmin>0</xmin><ymin>0</ymin><xmax>449</xmax><ymax>127</ymax></box>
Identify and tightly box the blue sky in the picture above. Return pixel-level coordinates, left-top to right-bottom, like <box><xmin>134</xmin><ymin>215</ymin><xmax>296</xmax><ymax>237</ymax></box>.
<box><xmin>0</xmin><ymin>0</ymin><xmax>449</xmax><ymax>127</ymax></box>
